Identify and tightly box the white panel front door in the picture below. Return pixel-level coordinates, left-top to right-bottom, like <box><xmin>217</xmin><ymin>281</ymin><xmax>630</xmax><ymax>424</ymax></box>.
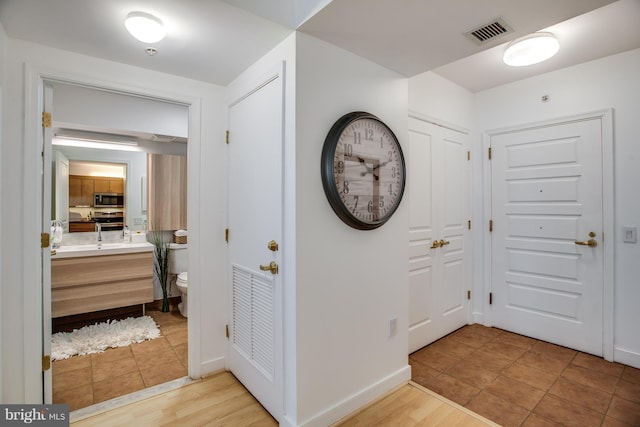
<box><xmin>490</xmin><ymin>118</ymin><xmax>604</xmax><ymax>356</ymax></box>
<box><xmin>408</xmin><ymin>118</ymin><xmax>470</xmax><ymax>353</ymax></box>
<box><xmin>227</xmin><ymin>65</ymin><xmax>284</xmax><ymax>421</ymax></box>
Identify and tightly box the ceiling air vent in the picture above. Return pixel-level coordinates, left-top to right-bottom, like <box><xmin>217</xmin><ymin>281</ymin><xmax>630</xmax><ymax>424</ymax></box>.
<box><xmin>464</xmin><ymin>18</ymin><xmax>513</xmax><ymax>45</ymax></box>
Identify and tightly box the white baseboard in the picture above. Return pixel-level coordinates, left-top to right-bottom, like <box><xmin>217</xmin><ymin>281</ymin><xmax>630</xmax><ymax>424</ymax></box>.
<box><xmin>200</xmin><ymin>356</ymin><xmax>226</xmax><ymax>377</ymax></box>
<box><xmin>279</xmin><ymin>415</ymin><xmax>296</xmax><ymax>427</ymax></box>
<box><xmin>299</xmin><ymin>365</ymin><xmax>412</xmax><ymax>427</ymax></box>
<box><xmin>472</xmin><ymin>311</ymin><xmax>485</xmax><ymax>325</ymax></box>
<box><xmin>614</xmin><ymin>346</ymin><xmax>640</xmax><ymax>369</ymax></box>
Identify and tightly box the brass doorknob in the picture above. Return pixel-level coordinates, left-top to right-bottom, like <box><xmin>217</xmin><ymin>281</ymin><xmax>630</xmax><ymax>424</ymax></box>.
<box><xmin>575</xmin><ymin>239</ymin><xmax>597</xmax><ymax>247</ymax></box>
<box><xmin>439</xmin><ymin>239</ymin><xmax>450</xmax><ymax>247</ymax></box>
<box><xmin>575</xmin><ymin>232</ymin><xmax>598</xmax><ymax>247</ymax></box>
<box><xmin>430</xmin><ymin>240</ymin><xmax>441</xmax><ymax>249</ymax></box>
<box><xmin>267</xmin><ymin>240</ymin><xmax>279</xmax><ymax>252</ymax></box>
<box><xmin>259</xmin><ymin>261</ymin><xmax>279</xmax><ymax>275</ymax></box>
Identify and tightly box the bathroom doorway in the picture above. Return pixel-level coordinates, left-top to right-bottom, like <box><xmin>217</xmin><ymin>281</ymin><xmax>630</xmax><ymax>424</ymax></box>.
<box><xmin>42</xmin><ymin>80</ymin><xmax>193</xmax><ymax>412</ymax></box>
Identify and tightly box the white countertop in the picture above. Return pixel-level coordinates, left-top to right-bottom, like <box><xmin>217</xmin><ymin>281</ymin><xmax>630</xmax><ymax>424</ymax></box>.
<box><xmin>53</xmin><ymin>242</ymin><xmax>154</xmax><ymax>259</ymax></box>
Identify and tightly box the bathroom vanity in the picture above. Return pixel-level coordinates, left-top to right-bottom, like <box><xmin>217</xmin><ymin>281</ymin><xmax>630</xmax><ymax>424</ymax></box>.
<box><xmin>51</xmin><ymin>243</ymin><xmax>154</xmax><ymax>318</ymax></box>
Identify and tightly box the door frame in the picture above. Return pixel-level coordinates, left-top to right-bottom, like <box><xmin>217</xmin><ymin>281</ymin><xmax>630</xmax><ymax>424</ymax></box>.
<box><xmin>22</xmin><ymin>63</ymin><xmax>202</xmax><ymax>402</ymax></box>
<box><xmin>481</xmin><ymin>109</ymin><xmax>614</xmax><ymax>361</ymax></box>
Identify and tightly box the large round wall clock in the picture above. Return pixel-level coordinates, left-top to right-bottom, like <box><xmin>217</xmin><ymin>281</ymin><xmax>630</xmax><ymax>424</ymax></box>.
<box><xmin>321</xmin><ymin>111</ymin><xmax>406</xmax><ymax>230</ymax></box>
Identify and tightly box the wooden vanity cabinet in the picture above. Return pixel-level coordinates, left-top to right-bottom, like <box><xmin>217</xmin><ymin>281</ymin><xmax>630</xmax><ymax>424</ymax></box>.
<box><xmin>51</xmin><ymin>252</ymin><xmax>153</xmax><ymax>317</ymax></box>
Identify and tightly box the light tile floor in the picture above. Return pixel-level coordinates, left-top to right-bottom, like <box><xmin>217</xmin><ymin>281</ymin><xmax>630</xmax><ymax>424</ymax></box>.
<box><xmin>410</xmin><ymin>324</ymin><xmax>640</xmax><ymax>427</ymax></box>
<box><xmin>53</xmin><ymin>307</ymin><xmax>188</xmax><ymax>411</ymax></box>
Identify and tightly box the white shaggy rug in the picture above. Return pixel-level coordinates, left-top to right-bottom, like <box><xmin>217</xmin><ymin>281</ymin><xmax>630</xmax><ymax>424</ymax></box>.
<box><xmin>52</xmin><ymin>316</ymin><xmax>161</xmax><ymax>361</ymax></box>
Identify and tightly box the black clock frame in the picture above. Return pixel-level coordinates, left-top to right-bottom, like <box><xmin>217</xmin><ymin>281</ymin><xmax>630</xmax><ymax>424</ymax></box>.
<box><xmin>321</xmin><ymin>111</ymin><xmax>406</xmax><ymax>230</ymax></box>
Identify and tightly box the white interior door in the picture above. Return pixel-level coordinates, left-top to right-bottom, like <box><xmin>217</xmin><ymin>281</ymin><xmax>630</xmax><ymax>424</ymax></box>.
<box><xmin>54</xmin><ymin>151</ymin><xmax>70</xmax><ymax>232</ymax></box>
<box><xmin>490</xmin><ymin>118</ymin><xmax>604</xmax><ymax>356</ymax></box>
<box><xmin>42</xmin><ymin>82</ymin><xmax>54</xmax><ymax>403</ymax></box>
<box><xmin>227</xmin><ymin>65</ymin><xmax>284</xmax><ymax>421</ymax></box>
<box><xmin>408</xmin><ymin>118</ymin><xmax>470</xmax><ymax>353</ymax></box>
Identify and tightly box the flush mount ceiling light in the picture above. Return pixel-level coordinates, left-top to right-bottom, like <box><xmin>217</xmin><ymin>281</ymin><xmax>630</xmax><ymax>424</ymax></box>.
<box><xmin>125</xmin><ymin>11</ymin><xmax>165</xmax><ymax>43</ymax></box>
<box><xmin>503</xmin><ymin>32</ymin><xmax>559</xmax><ymax>67</ymax></box>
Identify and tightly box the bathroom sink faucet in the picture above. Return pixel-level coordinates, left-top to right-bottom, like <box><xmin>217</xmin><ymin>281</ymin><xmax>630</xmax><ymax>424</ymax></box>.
<box><xmin>95</xmin><ymin>222</ymin><xmax>102</xmax><ymax>246</ymax></box>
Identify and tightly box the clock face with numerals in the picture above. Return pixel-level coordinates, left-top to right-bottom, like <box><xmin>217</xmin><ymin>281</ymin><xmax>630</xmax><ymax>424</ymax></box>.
<box><xmin>321</xmin><ymin>111</ymin><xmax>406</xmax><ymax>230</ymax></box>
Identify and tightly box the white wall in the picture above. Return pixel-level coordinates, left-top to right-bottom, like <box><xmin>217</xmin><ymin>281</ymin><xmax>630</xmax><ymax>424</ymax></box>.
<box><xmin>51</xmin><ymin>82</ymin><xmax>189</xmax><ymax>139</ymax></box>
<box><xmin>473</xmin><ymin>48</ymin><xmax>640</xmax><ymax>367</ymax></box>
<box><xmin>409</xmin><ymin>71</ymin><xmax>474</xmax><ymax>129</ymax></box>
<box><xmin>1</xmin><ymin>38</ymin><xmax>228</xmax><ymax>402</ymax></box>
<box><xmin>295</xmin><ymin>33</ymin><xmax>410</xmax><ymax>426</ymax></box>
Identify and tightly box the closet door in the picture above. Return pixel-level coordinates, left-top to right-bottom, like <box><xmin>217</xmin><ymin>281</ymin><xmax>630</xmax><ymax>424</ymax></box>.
<box><xmin>408</xmin><ymin>117</ymin><xmax>471</xmax><ymax>354</ymax></box>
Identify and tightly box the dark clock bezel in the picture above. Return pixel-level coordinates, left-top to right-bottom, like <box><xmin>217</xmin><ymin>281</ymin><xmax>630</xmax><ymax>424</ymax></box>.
<box><xmin>321</xmin><ymin>111</ymin><xmax>406</xmax><ymax>230</ymax></box>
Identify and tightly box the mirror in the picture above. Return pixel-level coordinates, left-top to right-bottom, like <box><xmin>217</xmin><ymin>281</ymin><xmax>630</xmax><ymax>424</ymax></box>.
<box><xmin>52</xmin><ymin>137</ymin><xmax>186</xmax><ymax>234</ymax></box>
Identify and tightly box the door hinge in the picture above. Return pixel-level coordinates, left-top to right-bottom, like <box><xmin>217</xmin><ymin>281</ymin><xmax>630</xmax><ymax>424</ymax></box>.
<box><xmin>225</xmin><ymin>228</ymin><xmax>229</xmax><ymax>242</ymax></box>
<box><xmin>225</xmin><ymin>130</ymin><xmax>230</xmax><ymax>145</ymax></box>
<box><xmin>489</xmin><ymin>292</ymin><xmax>493</xmax><ymax>305</ymax></box>
<box><xmin>467</xmin><ymin>290</ymin><xmax>471</xmax><ymax>300</ymax></box>
<box><xmin>41</xmin><ymin>232</ymin><xmax>50</xmax><ymax>248</ymax></box>
<box><xmin>468</xmin><ymin>220</ymin><xmax>471</xmax><ymax>230</ymax></box>
<box><xmin>42</xmin><ymin>112</ymin><xmax>51</xmax><ymax>128</ymax></box>
<box><xmin>467</xmin><ymin>151</ymin><xmax>470</xmax><ymax>161</ymax></box>
<box><xmin>225</xmin><ymin>324</ymin><xmax>229</xmax><ymax>339</ymax></box>
<box><xmin>489</xmin><ymin>220</ymin><xmax>493</xmax><ymax>232</ymax></box>
<box><xmin>488</xmin><ymin>147</ymin><xmax>492</xmax><ymax>160</ymax></box>
<box><xmin>42</xmin><ymin>355</ymin><xmax>51</xmax><ymax>371</ymax></box>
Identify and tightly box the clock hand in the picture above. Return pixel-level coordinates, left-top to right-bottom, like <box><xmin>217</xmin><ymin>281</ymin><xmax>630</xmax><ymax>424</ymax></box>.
<box><xmin>372</xmin><ymin>159</ymin><xmax>392</xmax><ymax>171</ymax></box>
<box><xmin>357</xmin><ymin>156</ymin><xmax>374</xmax><ymax>177</ymax></box>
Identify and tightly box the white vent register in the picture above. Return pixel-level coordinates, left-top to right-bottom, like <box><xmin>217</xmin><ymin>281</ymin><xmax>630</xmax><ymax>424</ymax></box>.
<box><xmin>232</xmin><ymin>265</ymin><xmax>274</xmax><ymax>380</ymax></box>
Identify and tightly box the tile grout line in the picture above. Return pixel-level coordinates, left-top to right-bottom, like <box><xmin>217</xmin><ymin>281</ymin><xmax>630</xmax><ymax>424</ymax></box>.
<box><xmin>525</xmin><ymin>346</ymin><xmax>578</xmax><ymax>427</ymax></box>
<box><xmin>473</xmin><ymin>330</ymin><xmax>539</xmax><ymax>426</ymax></box>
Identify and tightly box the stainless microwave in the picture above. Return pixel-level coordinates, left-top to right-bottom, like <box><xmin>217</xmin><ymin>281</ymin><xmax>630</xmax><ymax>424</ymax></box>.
<box><xmin>94</xmin><ymin>192</ymin><xmax>124</xmax><ymax>207</ymax></box>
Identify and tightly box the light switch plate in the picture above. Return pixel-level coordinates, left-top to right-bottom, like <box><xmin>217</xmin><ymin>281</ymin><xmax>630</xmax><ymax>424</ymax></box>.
<box><xmin>623</xmin><ymin>226</ymin><xmax>637</xmax><ymax>243</ymax></box>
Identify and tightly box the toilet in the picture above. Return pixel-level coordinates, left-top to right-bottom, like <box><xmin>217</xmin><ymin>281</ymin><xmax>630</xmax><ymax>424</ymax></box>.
<box><xmin>168</xmin><ymin>243</ymin><xmax>188</xmax><ymax>317</ymax></box>
<box><xmin>176</xmin><ymin>272</ymin><xmax>188</xmax><ymax>317</ymax></box>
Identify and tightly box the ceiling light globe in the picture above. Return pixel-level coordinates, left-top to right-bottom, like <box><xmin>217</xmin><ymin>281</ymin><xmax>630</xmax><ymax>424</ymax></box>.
<box><xmin>503</xmin><ymin>32</ymin><xmax>559</xmax><ymax>67</ymax></box>
<box><xmin>125</xmin><ymin>12</ymin><xmax>165</xmax><ymax>43</ymax></box>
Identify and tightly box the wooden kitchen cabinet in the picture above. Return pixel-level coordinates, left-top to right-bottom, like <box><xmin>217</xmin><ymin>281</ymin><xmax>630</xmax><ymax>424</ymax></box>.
<box><xmin>109</xmin><ymin>179</ymin><xmax>124</xmax><ymax>193</ymax></box>
<box><xmin>68</xmin><ymin>221</ymin><xmax>96</xmax><ymax>233</ymax></box>
<box><xmin>93</xmin><ymin>179</ymin><xmax>108</xmax><ymax>193</ymax></box>
<box><xmin>69</xmin><ymin>176</ymin><xmax>94</xmax><ymax>207</ymax></box>
<box><xmin>69</xmin><ymin>175</ymin><xmax>124</xmax><ymax>207</ymax></box>
<box><xmin>94</xmin><ymin>177</ymin><xmax>124</xmax><ymax>193</ymax></box>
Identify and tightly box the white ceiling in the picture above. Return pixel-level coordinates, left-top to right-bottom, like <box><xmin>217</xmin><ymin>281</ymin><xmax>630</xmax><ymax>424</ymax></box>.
<box><xmin>0</xmin><ymin>0</ymin><xmax>638</xmax><ymax>92</ymax></box>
